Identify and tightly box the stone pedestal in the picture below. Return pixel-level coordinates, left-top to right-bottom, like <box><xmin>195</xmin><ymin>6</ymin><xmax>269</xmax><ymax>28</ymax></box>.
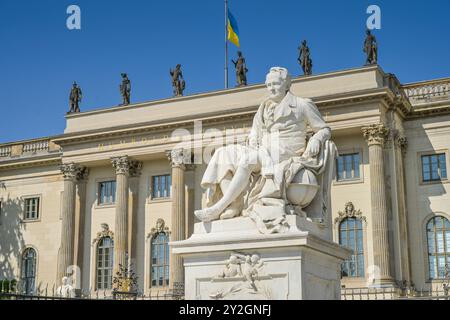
<box><xmin>172</xmin><ymin>216</ymin><xmax>351</xmax><ymax>300</ymax></box>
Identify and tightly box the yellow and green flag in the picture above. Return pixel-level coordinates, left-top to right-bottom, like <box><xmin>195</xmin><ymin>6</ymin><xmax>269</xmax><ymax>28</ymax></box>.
<box><xmin>227</xmin><ymin>9</ymin><xmax>240</xmax><ymax>47</ymax></box>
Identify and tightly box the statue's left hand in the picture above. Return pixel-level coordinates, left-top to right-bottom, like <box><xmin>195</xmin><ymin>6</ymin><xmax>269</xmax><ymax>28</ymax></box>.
<box><xmin>304</xmin><ymin>138</ymin><xmax>320</xmax><ymax>157</ymax></box>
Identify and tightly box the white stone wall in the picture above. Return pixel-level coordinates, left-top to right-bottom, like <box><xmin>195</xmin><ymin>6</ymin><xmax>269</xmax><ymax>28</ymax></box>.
<box><xmin>404</xmin><ymin>115</ymin><xmax>450</xmax><ymax>290</ymax></box>
<box><xmin>0</xmin><ymin>165</ymin><xmax>63</xmax><ymax>287</ymax></box>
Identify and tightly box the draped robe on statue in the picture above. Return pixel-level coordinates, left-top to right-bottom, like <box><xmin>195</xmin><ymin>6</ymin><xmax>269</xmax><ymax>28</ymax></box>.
<box><xmin>201</xmin><ymin>92</ymin><xmax>334</xmax><ymax>234</ymax></box>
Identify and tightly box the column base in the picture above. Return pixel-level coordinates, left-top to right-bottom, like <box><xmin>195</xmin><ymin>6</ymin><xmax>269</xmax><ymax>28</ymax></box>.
<box><xmin>172</xmin><ymin>216</ymin><xmax>351</xmax><ymax>300</ymax></box>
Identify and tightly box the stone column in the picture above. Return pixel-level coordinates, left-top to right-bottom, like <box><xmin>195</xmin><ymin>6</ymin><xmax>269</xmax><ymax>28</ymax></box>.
<box><xmin>167</xmin><ymin>149</ymin><xmax>189</xmax><ymax>288</ymax></box>
<box><xmin>58</xmin><ymin>163</ymin><xmax>86</xmax><ymax>284</ymax></box>
<box><xmin>73</xmin><ymin>167</ymin><xmax>89</xmax><ymax>289</ymax></box>
<box><xmin>111</xmin><ymin>156</ymin><xmax>133</xmax><ymax>276</ymax></box>
<box><xmin>362</xmin><ymin>124</ymin><xmax>394</xmax><ymax>285</ymax></box>
<box><xmin>128</xmin><ymin>161</ymin><xmax>142</xmax><ymax>266</ymax></box>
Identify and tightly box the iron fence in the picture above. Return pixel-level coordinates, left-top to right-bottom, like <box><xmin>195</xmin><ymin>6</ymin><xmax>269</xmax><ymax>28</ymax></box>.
<box><xmin>0</xmin><ymin>281</ymin><xmax>184</xmax><ymax>301</ymax></box>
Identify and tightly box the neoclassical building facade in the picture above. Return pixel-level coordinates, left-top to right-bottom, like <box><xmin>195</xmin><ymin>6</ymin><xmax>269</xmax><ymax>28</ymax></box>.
<box><xmin>0</xmin><ymin>65</ymin><xmax>449</xmax><ymax>296</ymax></box>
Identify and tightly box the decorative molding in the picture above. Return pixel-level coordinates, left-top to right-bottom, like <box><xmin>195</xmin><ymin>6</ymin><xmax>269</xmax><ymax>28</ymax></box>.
<box><xmin>76</xmin><ymin>166</ymin><xmax>90</xmax><ymax>181</ymax></box>
<box><xmin>362</xmin><ymin>124</ymin><xmax>389</xmax><ymax>146</ymax></box>
<box><xmin>166</xmin><ymin>149</ymin><xmax>191</xmax><ymax>168</ymax></box>
<box><xmin>111</xmin><ymin>156</ymin><xmax>131</xmax><ymax>175</ymax></box>
<box><xmin>335</xmin><ymin>202</ymin><xmax>366</xmax><ymax>224</ymax></box>
<box><xmin>129</xmin><ymin>160</ymin><xmax>143</xmax><ymax>178</ymax></box>
<box><xmin>111</xmin><ymin>156</ymin><xmax>142</xmax><ymax>176</ymax></box>
<box><xmin>92</xmin><ymin>223</ymin><xmax>114</xmax><ymax>244</ymax></box>
<box><xmin>147</xmin><ymin>218</ymin><xmax>170</xmax><ymax>239</ymax></box>
<box><xmin>397</xmin><ymin>136</ymin><xmax>408</xmax><ymax>155</ymax></box>
<box><xmin>59</xmin><ymin>163</ymin><xmax>89</xmax><ymax>181</ymax></box>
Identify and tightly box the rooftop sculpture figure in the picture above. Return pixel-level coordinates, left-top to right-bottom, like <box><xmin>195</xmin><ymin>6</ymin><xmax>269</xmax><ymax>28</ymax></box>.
<box><xmin>231</xmin><ymin>51</ymin><xmax>248</xmax><ymax>87</ymax></box>
<box><xmin>120</xmin><ymin>73</ymin><xmax>131</xmax><ymax>105</ymax></box>
<box><xmin>298</xmin><ymin>40</ymin><xmax>313</xmax><ymax>76</ymax></box>
<box><xmin>170</xmin><ymin>64</ymin><xmax>185</xmax><ymax>96</ymax></box>
<box><xmin>364</xmin><ymin>29</ymin><xmax>378</xmax><ymax>65</ymax></box>
<box><xmin>69</xmin><ymin>81</ymin><xmax>82</xmax><ymax>113</ymax></box>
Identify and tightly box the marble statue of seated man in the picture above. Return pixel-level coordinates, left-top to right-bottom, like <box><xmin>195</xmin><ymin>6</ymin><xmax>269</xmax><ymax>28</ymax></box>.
<box><xmin>194</xmin><ymin>67</ymin><xmax>335</xmax><ymax>234</ymax></box>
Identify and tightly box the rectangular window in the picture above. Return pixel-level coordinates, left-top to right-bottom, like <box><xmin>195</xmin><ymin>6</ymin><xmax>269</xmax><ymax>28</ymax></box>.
<box><xmin>98</xmin><ymin>181</ymin><xmax>116</xmax><ymax>205</ymax></box>
<box><xmin>24</xmin><ymin>197</ymin><xmax>40</xmax><ymax>220</ymax></box>
<box><xmin>152</xmin><ymin>175</ymin><xmax>171</xmax><ymax>199</ymax></box>
<box><xmin>422</xmin><ymin>154</ymin><xmax>447</xmax><ymax>182</ymax></box>
<box><xmin>336</xmin><ymin>153</ymin><xmax>360</xmax><ymax>181</ymax></box>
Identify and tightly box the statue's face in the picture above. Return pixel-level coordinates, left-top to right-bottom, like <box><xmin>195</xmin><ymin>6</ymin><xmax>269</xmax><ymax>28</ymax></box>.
<box><xmin>265</xmin><ymin>73</ymin><xmax>288</xmax><ymax>102</ymax></box>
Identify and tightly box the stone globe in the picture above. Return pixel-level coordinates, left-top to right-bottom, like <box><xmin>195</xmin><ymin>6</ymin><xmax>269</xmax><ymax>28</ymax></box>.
<box><xmin>286</xmin><ymin>168</ymin><xmax>319</xmax><ymax>208</ymax></box>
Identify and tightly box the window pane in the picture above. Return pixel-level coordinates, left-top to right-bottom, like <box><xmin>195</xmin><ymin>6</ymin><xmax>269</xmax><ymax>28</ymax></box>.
<box><xmin>337</xmin><ymin>158</ymin><xmax>344</xmax><ymax>180</ymax></box>
<box><xmin>431</xmin><ymin>161</ymin><xmax>439</xmax><ymax>180</ymax></box>
<box><xmin>353</xmin><ymin>154</ymin><xmax>360</xmax><ymax>178</ymax></box>
<box><xmin>345</xmin><ymin>156</ymin><xmax>352</xmax><ymax>179</ymax></box>
<box><xmin>429</xmin><ymin>256</ymin><xmax>436</xmax><ymax>279</ymax></box>
<box><xmin>439</xmin><ymin>154</ymin><xmax>447</xmax><ymax>178</ymax></box>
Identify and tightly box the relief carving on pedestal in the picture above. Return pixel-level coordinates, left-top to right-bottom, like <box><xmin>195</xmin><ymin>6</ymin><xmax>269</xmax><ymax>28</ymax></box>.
<box><xmin>209</xmin><ymin>253</ymin><xmax>271</xmax><ymax>300</ymax></box>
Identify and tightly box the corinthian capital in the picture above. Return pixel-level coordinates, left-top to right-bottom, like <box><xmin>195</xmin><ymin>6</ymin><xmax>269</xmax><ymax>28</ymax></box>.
<box><xmin>166</xmin><ymin>149</ymin><xmax>191</xmax><ymax>168</ymax></box>
<box><xmin>60</xmin><ymin>163</ymin><xmax>88</xmax><ymax>181</ymax></box>
<box><xmin>111</xmin><ymin>156</ymin><xmax>142</xmax><ymax>176</ymax></box>
<box><xmin>76</xmin><ymin>166</ymin><xmax>90</xmax><ymax>181</ymax></box>
<box><xmin>60</xmin><ymin>163</ymin><xmax>79</xmax><ymax>180</ymax></box>
<box><xmin>362</xmin><ymin>124</ymin><xmax>389</xmax><ymax>146</ymax></box>
<box><xmin>129</xmin><ymin>160</ymin><xmax>143</xmax><ymax>177</ymax></box>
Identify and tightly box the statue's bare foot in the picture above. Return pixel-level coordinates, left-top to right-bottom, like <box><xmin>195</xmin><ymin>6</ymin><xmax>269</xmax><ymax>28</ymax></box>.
<box><xmin>194</xmin><ymin>207</ymin><xmax>223</xmax><ymax>222</ymax></box>
<box><xmin>220</xmin><ymin>207</ymin><xmax>240</xmax><ymax>220</ymax></box>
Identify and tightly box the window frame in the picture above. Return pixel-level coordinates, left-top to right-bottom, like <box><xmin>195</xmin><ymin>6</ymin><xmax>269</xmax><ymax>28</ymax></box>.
<box><xmin>96</xmin><ymin>236</ymin><xmax>114</xmax><ymax>291</ymax></box>
<box><xmin>338</xmin><ymin>217</ymin><xmax>366</xmax><ymax>278</ymax></box>
<box><xmin>421</xmin><ymin>153</ymin><xmax>448</xmax><ymax>183</ymax></box>
<box><xmin>418</xmin><ymin>150</ymin><xmax>449</xmax><ymax>186</ymax></box>
<box><xmin>333</xmin><ymin>149</ymin><xmax>364</xmax><ymax>186</ymax></box>
<box><xmin>20</xmin><ymin>247</ymin><xmax>37</xmax><ymax>295</ymax></box>
<box><xmin>21</xmin><ymin>195</ymin><xmax>42</xmax><ymax>222</ymax></box>
<box><xmin>97</xmin><ymin>179</ymin><xmax>117</xmax><ymax>207</ymax></box>
<box><xmin>425</xmin><ymin>215</ymin><xmax>450</xmax><ymax>281</ymax></box>
<box><xmin>149</xmin><ymin>231</ymin><xmax>170</xmax><ymax>289</ymax></box>
<box><xmin>149</xmin><ymin>174</ymin><xmax>172</xmax><ymax>201</ymax></box>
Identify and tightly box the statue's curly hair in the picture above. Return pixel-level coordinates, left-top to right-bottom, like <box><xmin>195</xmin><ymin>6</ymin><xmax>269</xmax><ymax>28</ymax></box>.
<box><xmin>265</xmin><ymin>67</ymin><xmax>292</xmax><ymax>89</ymax></box>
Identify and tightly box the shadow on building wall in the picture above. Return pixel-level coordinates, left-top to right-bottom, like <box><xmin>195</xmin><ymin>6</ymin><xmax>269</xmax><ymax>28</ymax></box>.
<box><xmin>404</xmin><ymin>116</ymin><xmax>448</xmax><ymax>290</ymax></box>
<box><xmin>0</xmin><ymin>195</ymin><xmax>26</xmax><ymax>280</ymax></box>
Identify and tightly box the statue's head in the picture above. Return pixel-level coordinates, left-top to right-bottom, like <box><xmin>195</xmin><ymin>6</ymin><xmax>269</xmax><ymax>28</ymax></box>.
<box><xmin>176</xmin><ymin>64</ymin><xmax>181</xmax><ymax>70</ymax></box>
<box><xmin>265</xmin><ymin>67</ymin><xmax>292</xmax><ymax>102</ymax></box>
<box><xmin>366</xmin><ymin>29</ymin><xmax>371</xmax><ymax>35</ymax></box>
<box><xmin>302</xmin><ymin>40</ymin><xmax>307</xmax><ymax>46</ymax></box>
<box><xmin>237</xmin><ymin>51</ymin><xmax>242</xmax><ymax>57</ymax></box>
<box><xmin>72</xmin><ymin>81</ymin><xmax>77</xmax><ymax>88</ymax></box>
<box><xmin>62</xmin><ymin>276</ymin><xmax>68</xmax><ymax>285</ymax></box>
<box><xmin>121</xmin><ymin>73</ymin><xmax>127</xmax><ymax>79</ymax></box>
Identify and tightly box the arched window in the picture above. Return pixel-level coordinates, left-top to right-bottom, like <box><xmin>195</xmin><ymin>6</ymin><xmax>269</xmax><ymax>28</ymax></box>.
<box><xmin>339</xmin><ymin>218</ymin><xmax>365</xmax><ymax>278</ymax></box>
<box><xmin>20</xmin><ymin>248</ymin><xmax>36</xmax><ymax>295</ymax></box>
<box><xmin>151</xmin><ymin>232</ymin><xmax>170</xmax><ymax>287</ymax></box>
<box><xmin>426</xmin><ymin>216</ymin><xmax>450</xmax><ymax>279</ymax></box>
<box><xmin>96</xmin><ymin>237</ymin><xmax>114</xmax><ymax>290</ymax></box>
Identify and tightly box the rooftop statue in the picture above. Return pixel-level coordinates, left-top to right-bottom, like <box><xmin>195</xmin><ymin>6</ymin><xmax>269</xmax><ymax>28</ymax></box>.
<box><xmin>363</xmin><ymin>29</ymin><xmax>378</xmax><ymax>65</ymax></box>
<box><xmin>231</xmin><ymin>51</ymin><xmax>248</xmax><ymax>87</ymax></box>
<box><xmin>69</xmin><ymin>81</ymin><xmax>82</xmax><ymax>113</ymax></box>
<box><xmin>298</xmin><ymin>40</ymin><xmax>313</xmax><ymax>76</ymax></box>
<box><xmin>170</xmin><ymin>64</ymin><xmax>185</xmax><ymax>97</ymax></box>
<box><xmin>194</xmin><ymin>67</ymin><xmax>336</xmax><ymax>234</ymax></box>
<box><xmin>120</xmin><ymin>73</ymin><xmax>131</xmax><ymax>105</ymax></box>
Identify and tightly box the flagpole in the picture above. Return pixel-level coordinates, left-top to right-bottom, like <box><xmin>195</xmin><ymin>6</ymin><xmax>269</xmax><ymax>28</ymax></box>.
<box><xmin>225</xmin><ymin>0</ymin><xmax>229</xmax><ymax>89</ymax></box>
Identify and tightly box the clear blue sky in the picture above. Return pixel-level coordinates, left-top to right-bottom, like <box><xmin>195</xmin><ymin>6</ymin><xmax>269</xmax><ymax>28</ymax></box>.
<box><xmin>1</xmin><ymin>0</ymin><xmax>449</xmax><ymax>143</ymax></box>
